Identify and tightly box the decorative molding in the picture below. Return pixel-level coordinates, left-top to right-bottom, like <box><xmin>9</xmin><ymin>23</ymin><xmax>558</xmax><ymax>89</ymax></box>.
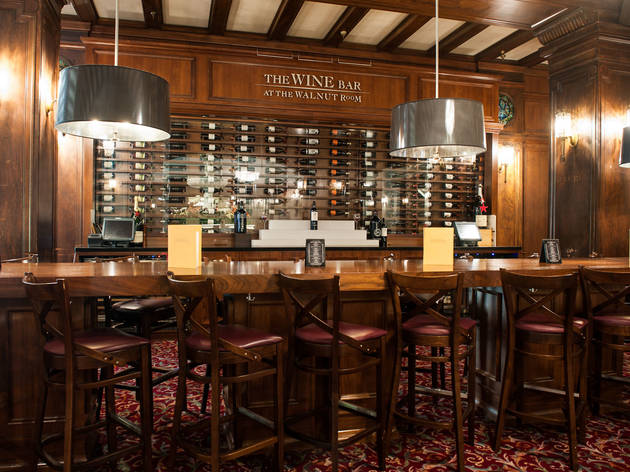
<box><xmin>534</xmin><ymin>8</ymin><xmax>598</xmax><ymax>45</ymax></box>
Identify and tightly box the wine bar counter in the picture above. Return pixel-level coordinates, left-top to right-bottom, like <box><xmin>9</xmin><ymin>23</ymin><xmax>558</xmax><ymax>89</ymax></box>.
<box><xmin>4</xmin><ymin>257</ymin><xmax>626</xmax><ymax>446</ymax></box>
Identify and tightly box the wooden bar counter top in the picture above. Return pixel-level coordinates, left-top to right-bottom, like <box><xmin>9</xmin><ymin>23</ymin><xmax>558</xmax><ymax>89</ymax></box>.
<box><xmin>2</xmin><ymin>257</ymin><xmax>629</xmax><ymax>298</ymax></box>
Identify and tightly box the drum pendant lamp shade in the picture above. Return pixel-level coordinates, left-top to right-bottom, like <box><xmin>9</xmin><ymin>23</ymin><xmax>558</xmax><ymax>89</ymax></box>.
<box><xmin>389</xmin><ymin>98</ymin><xmax>486</xmax><ymax>159</ymax></box>
<box><xmin>619</xmin><ymin>126</ymin><xmax>630</xmax><ymax>167</ymax></box>
<box><xmin>55</xmin><ymin>64</ymin><xmax>170</xmax><ymax>142</ymax></box>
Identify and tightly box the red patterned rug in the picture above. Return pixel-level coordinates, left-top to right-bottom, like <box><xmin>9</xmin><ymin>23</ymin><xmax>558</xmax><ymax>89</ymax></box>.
<box><xmin>105</xmin><ymin>340</ymin><xmax>630</xmax><ymax>471</ymax></box>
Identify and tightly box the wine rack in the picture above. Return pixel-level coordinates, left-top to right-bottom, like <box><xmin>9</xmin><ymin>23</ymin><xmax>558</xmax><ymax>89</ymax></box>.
<box><xmin>93</xmin><ymin>116</ymin><xmax>485</xmax><ymax>236</ymax></box>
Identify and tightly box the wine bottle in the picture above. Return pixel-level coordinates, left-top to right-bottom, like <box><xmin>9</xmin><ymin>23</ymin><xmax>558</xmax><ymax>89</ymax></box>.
<box><xmin>443</xmin><ymin>212</ymin><xmax>452</xmax><ymax>218</ymax></box>
<box><xmin>330</xmin><ymin>149</ymin><xmax>352</xmax><ymax>157</ymax></box>
<box><xmin>296</xmin><ymin>128</ymin><xmax>319</xmax><ymax>135</ymax></box>
<box><xmin>265</xmin><ymin>146</ymin><xmax>286</xmax><ymax>154</ymax></box>
<box><xmin>171</xmin><ymin>132</ymin><xmax>188</xmax><ymax>140</ymax></box>
<box><xmin>201</xmin><ymin>122</ymin><xmax>220</xmax><ymax>130</ymax></box>
<box><xmin>444</xmin><ymin>221</ymin><xmax>453</xmax><ymax>227</ymax></box>
<box><xmin>379</xmin><ymin>218</ymin><xmax>388</xmax><ymax>248</ymax></box>
<box><xmin>329</xmin><ymin>188</ymin><xmax>347</xmax><ymax>196</ymax></box>
<box><xmin>330</xmin><ymin>158</ymin><xmax>351</xmax><ymax>166</ymax></box>
<box><xmin>265</xmin><ymin>125</ymin><xmax>283</xmax><ymax>133</ymax></box>
<box><xmin>171</xmin><ymin>121</ymin><xmax>188</xmax><ymax>129</ymax></box>
<box><xmin>301</xmin><ymin>189</ymin><xmax>317</xmax><ymax>196</ymax></box>
<box><xmin>264</xmin><ymin>188</ymin><xmax>285</xmax><ymax>195</ymax></box>
<box><xmin>331</xmin><ymin>139</ymin><xmax>351</xmax><ymax>146</ymax></box>
<box><xmin>168</xmin><ymin>142</ymin><xmax>186</xmax><ymax>150</ymax></box>
<box><xmin>265</xmin><ymin>177</ymin><xmax>286</xmax><ymax>185</ymax></box>
<box><xmin>298</xmin><ymin>158</ymin><xmax>317</xmax><ymax>166</ymax></box>
<box><xmin>331</xmin><ymin>129</ymin><xmax>350</xmax><ymax>137</ymax></box>
<box><xmin>302</xmin><ymin>178</ymin><xmax>317</xmax><ymax>186</ymax></box>
<box><xmin>238</xmin><ymin>155</ymin><xmax>256</xmax><ymax>163</ymax></box>
<box><xmin>328</xmin><ymin>209</ymin><xmax>349</xmax><ymax>216</ymax></box>
<box><xmin>99</xmin><ymin>194</ymin><xmax>115</xmax><ymax>202</ymax></box>
<box><xmin>202</xmin><ymin>133</ymin><xmax>222</xmax><ymax>140</ymax></box>
<box><xmin>102</xmin><ymin>161</ymin><xmax>115</xmax><ymax>169</ymax></box>
<box><xmin>361</xmin><ymin>170</ymin><xmax>376</xmax><ymax>178</ymax></box>
<box><xmin>300</xmin><ymin>138</ymin><xmax>320</xmax><ymax>145</ymax></box>
<box><xmin>298</xmin><ymin>168</ymin><xmax>316</xmax><ymax>176</ymax></box>
<box><xmin>445</xmin><ymin>174</ymin><xmax>455</xmax><ymax>180</ymax></box>
<box><xmin>368</xmin><ymin>213</ymin><xmax>381</xmax><ymax>239</ymax></box>
<box><xmin>443</xmin><ymin>183</ymin><xmax>454</xmax><ymax>190</ymax></box>
<box><xmin>329</xmin><ymin>169</ymin><xmax>348</xmax><ymax>176</ymax></box>
<box><xmin>360</xmin><ymin>190</ymin><xmax>376</xmax><ymax>198</ymax></box>
<box><xmin>474</xmin><ymin>183</ymin><xmax>488</xmax><ymax>227</ymax></box>
<box><xmin>360</xmin><ymin>160</ymin><xmax>375</xmax><ymax>168</ymax></box>
<box><xmin>266</xmin><ymin>156</ymin><xmax>287</xmax><ymax>164</ymax></box>
<box><xmin>443</xmin><ymin>193</ymin><xmax>453</xmax><ymax>199</ymax></box>
<box><xmin>265</xmin><ymin>136</ymin><xmax>284</xmax><ymax>143</ymax></box>
<box><xmin>236</xmin><ymin>135</ymin><xmax>256</xmax><ymax>143</ymax></box>
<box><xmin>361</xmin><ymin>141</ymin><xmax>376</xmax><ymax>148</ymax></box>
<box><xmin>101</xmin><ymin>205</ymin><xmax>115</xmax><ymax>213</ymax></box>
<box><xmin>310</xmin><ymin>201</ymin><xmax>318</xmax><ymax>230</ymax></box>
<box><xmin>387</xmin><ymin>161</ymin><xmax>405</xmax><ymax>169</ymax></box>
<box><xmin>266</xmin><ymin>167</ymin><xmax>286</xmax><ymax>175</ymax></box>
<box><xmin>329</xmin><ymin>199</ymin><xmax>349</xmax><ymax>207</ymax></box>
<box><xmin>234</xmin><ymin>201</ymin><xmax>247</xmax><ymax>233</ymax></box>
<box><xmin>300</xmin><ymin>148</ymin><xmax>319</xmax><ymax>155</ymax></box>
<box><xmin>202</xmin><ymin>144</ymin><xmax>221</xmax><ymax>151</ymax></box>
<box><xmin>361</xmin><ymin>130</ymin><xmax>376</xmax><ymax>138</ymax></box>
<box><xmin>236</xmin><ymin>124</ymin><xmax>256</xmax><ymax>132</ymax></box>
<box><xmin>134</xmin><ymin>162</ymin><xmax>148</xmax><ymax>170</ymax></box>
<box><xmin>360</xmin><ymin>151</ymin><xmax>375</xmax><ymax>158</ymax></box>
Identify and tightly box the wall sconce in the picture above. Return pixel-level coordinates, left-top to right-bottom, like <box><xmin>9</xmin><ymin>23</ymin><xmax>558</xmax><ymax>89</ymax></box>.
<box><xmin>555</xmin><ymin>112</ymin><xmax>578</xmax><ymax>161</ymax></box>
<box><xmin>498</xmin><ymin>145</ymin><xmax>515</xmax><ymax>183</ymax></box>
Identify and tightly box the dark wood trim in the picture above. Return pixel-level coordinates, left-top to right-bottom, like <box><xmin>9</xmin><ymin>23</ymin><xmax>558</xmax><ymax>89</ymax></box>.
<box><xmin>141</xmin><ymin>0</ymin><xmax>163</xmax><ymax>29</ymax></box>
<box><xmin>518</xmin><ymin>49</ymin><xmax>547</xmax><ymax>67</ymax></box>
<box><xmin>377</xmin><ymin>14</ymin><xmax>431</xmax><ymax>51</ymax></box>
<box><xmin>322</xmin><ymin>6</ymin><xmax>369</xmax><ymax>47</ymax></box>
<box><xmin>475</xmin><ymin>29</ymin><xmax>533</xmax><ymax>62</ymax></box>
<box><xmin>427</xmin><ymin>22</ymin><xmax>489</xmax><ymax>57</ymax></box>
<box><xmin>208</xmin><ymin>0</ymin><xmax>232</xmax><ymax>35</ymax></box>
<box><xmin>268</xmin><ymin>0</ymin><xmax>305</xmax><ymax>41</ymax></box>
<box><xmin>68</xmin><ymin>0</ymin><xmax>97</xmax><ymax>23</ymax></box>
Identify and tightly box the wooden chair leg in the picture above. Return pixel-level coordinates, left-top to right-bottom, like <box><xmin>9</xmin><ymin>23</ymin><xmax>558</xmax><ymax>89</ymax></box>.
<box><xmin>104</xmin><ymin>366</ymin><xmax>118</xmax><ymax>455</ymax></box>
<box><xmin>168</xmin><ymin>364</ymin><xmax>187</xmax><ymax>468</ymax></box>
<box><xmin>330</xmin><ymin>364</ymin><xmax>340</xmax><ymax>472</ymax></box>
<box><xmin>493</xmin><ymin>333</ymin><xmax>514</xmax><ymax>451</ymax></box>
<box><xmin>407</xmin><ymin>344</ymin><xmax>416</xmax><ymax>419</ymax></box>
<box><xmin>140</xmin><ymin>345</ymin><xmax>153</xmax><ymax>472</ymax></box>
<box><xmin>376</xmin><ymin>337</ymin><xmax>386</xmax><ymax>470</ymax></box>
<box><xmin>274</xmin><ymin>346</ymin><xmax>285</xmax><ymax>472</ymax></box>
<box><xmin>384</xmin><ymin>336</ymin><xmax>403</xmax><ymax>458</ymax></box>
<box><xmin>211</xmin><ymin>364</ymin><xmax>221</xmax><ymax>472</ymax></box>
<box><xmin>592</xmin><ymin>337</ymin><xmax>603</xmax><ymax>416</ymax></box>
<box><xmin>451</xmin><ymin>349</ymin><xmax>465</xmax><ymax>472</ymax></box>
<box><xmin>32</xmin><ymin>378</ymin><xmax>48</xmax><ymax>472</ymax></box>
<box><xmin>63</xmin><ymin>373</ymin><xmax>75</xmax><ymax>472</ymax></box>
<box><xmin>564</xmin><ymin>339</ymin><xmax>579</xmax><ymax>471</ymax></box>
<box><xmin>201</xmin><ymin>363</ymin><xmax>211</xmax><ymax>415</ymax></box>
<box><xmin>578</xmin><ymin>342</ymin><xmax>588</xmax><ymax>444</ymax></box>
<box><xmin>467</xmin><ymin>331</ymin><xmax>477</xmax><ymax>446</ymax></box>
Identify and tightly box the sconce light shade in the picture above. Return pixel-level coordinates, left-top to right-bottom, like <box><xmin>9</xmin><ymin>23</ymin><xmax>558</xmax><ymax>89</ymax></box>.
<box><xmin>55</xmin><ymin>64</ymin><xmax>170</xmax><ymax>142</ymax></box>
<box><xmin>389</xmin><ymin>98</ymin><xmax>486</xmax><ymax>159</ymax></box>
<box><xmin>620</xmin><ymin>126</ymin><xmax>630</xmax><ymax>167</ymax></box>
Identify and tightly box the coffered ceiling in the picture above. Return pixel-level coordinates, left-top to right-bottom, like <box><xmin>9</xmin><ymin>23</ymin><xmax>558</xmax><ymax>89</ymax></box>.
<box><xmin>60</xmin><ymin>0</ymin><xmax>628</xmax><ymax>68</ymax></box>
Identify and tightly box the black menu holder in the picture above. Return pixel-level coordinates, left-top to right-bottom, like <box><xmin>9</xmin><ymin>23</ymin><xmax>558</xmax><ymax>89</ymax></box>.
<box><xmin>305</xmin><ymin>239</ymin><xmax>325</xmax><ymax>267</ymax></box>
<box><xmin>540</xmin><ymin>239</ymin><xmax>562</xmax><ymax>263</ymax></box>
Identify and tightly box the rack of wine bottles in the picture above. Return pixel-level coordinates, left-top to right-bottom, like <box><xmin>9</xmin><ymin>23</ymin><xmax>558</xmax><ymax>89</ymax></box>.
<box><xmin>93</xmin><ymin>116</ymin><xmax>485</xmax><ymax>236</ymax></box>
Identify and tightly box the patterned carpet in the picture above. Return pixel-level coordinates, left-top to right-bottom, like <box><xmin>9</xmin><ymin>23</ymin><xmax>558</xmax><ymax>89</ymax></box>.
<box><xmin>106</xmin><ymin>340</ymin><xmax>630</xmax><ymax>471</ymax></box>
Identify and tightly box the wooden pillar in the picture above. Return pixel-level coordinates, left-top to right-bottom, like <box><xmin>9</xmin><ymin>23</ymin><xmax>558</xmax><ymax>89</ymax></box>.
<box><xmin>0</xmin><ymin>0</ymin><xmax>63</xmax><ymax>262</ymax></box>
<box><xmin>538</xmin><ymin>9</ymin><xmax>630</xmax><ymax>256</ymax></box>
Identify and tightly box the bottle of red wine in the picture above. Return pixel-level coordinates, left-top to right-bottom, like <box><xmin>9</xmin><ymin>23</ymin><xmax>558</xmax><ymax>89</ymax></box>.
<box><xmin>330</xmin><ymin>149</ymin><xmax>352</xmax><ymax>157</ymax></box>
<box><xmin>298</xmin><ymin>158</ymin><xmax>317</xmax><ymax>166</ymax></box>
<box><xmin>235</xmin><ymin>145</ymin><xmax>254</xmax><ymax>153</ymax></box>
<box><xmin>301</xmin><ymin>189</ymin><xmax>317</xmax><ymax>196</ymax></box>
<box><xmin>298</xmin><ymin>168</ymin><xmax>316</xmax><ymax>176</ymax></box>
<box><xmin>329</xmin><ymin>199</ymin><xmax>349</xmax><ymax>207</ymax></box>
<box><xmin>330</xmin><ymin>158</ymin><xmax>351</xmax><ymax>166</ymax></box>
<box><xmin>328</xmin><ymin>209</ymin><xmax>349</xmax><ymax>216</ymax></box>
<box><xmin>236</xmin><ymin>135</ymin><xmax>256</xmax><ymax>142</ymax></box>
<box><xmin>329</xmin><ymin>169</ymin><xmax>349</xmax><ymax>176</ymax></box>
<box><xmin>265</xmin><ymin>146</ymin><xmax>286</xmax><ymax>154</ymax></box>
<box><xmin>300</xmin><ymin>148</ymin><xmax>319</xmax><ymax>155</ymax></box>
<box><xmin>265</xmin><ymin>136</ymin><xmax>284</xmax><ymax>143</ymax></box>
<box><xmin>202</xmin><ymin>133</ymin><xmax>222</xmax><ymax>141</ymax></box>
<box><xmin>310</xmin><ymin>201</ymin><xmax>318</xmax><ymax>230</ymax></box>
<box><xmin>474</xmin><ymin>183</ymin><xmax>488</xmax><ymax>227</ymax></box>
<box><xmin>331</xmin><ymin>129</ymin><xmax>350</xmax><ymax>137</ymax></box>
<box><xmin>331</xmin><ymin>139</ymin><xmax>351</xmax><ymax>146</ymax></box>
<box><xmin>265</xmin><ymin>125</ymin><xmax>283</xmax><ymax>133</ymax></box>
<box><xmin>236</xmin><ymin>124</ymin><xmax>255</xmax><ymax>132</ymax></box>
<box><xmin>300</xmin><ymin>138</ymin><xmax>320</xmax><ymax>145</ymax></box>
<box><xmin>379</xmin><ymin>218</ymin><xmax>388</xmax><ymax>248</ymax></box>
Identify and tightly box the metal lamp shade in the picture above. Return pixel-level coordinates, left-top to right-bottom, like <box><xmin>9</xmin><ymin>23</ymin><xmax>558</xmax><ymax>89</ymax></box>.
<box><xmin>620</xmin><ymin>126</ymin><xmax>630</xmax><ymax>167</ymax></box>
<box><xmin>55</xmin><ymin>65</ymin><xmax>170</xmax><ymax>142</ymax></box>
<box><xmin>390</xmin><ymin>98</ymin><xmax>486</xmax><ymax>158</ymax></box>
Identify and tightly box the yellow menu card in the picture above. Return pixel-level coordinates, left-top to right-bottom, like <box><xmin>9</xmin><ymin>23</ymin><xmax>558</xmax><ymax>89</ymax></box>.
<box><xmin>423</xmin><ymin>227</ymin><xmax>454</xmax><ymax>271</ymax></box>
<box><xmin>168</xmin><ymin>225</ymin><xmax>202</xmax><ymax>271</ymax></box>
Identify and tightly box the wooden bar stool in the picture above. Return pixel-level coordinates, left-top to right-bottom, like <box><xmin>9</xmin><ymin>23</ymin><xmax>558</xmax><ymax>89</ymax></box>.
<box><xmin>278</xmin><ymin>273</ymin><xmax>388</xmax><ymax>472</ymax></box>
<box><xmin>494</xmin><ymin>269</ymin><xmax>588</xmax><ymax>471</ymax></box>
<box><xmin>167</xmin><ymin>273</ymin><xmax>284</xmax><ymax>471</ymax></box>
<box><xmin>23</xmin><ymin>273</ymin><xmax>153</xmax><ymax>472</ymax></box>
<box><xmin>579</xmin><ymin>266</ymin><xmax>630</xmax><ymax>415</ymax></box>
<box><xmin>385</xmin><ymin>270</ymin><xmax>476</xmax><ymax>472</ymax></box>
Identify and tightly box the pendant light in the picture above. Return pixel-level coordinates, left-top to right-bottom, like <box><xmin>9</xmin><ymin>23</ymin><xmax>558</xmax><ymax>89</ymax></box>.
<box><xmin>55</xmin><ymin>0</ymin><xmax>170</xmax><ymax>142</ymax></box>
<box><xmin>389</xmin><ymin>0</ymin><xmax>486</xmax><ymax>160</ymax></box>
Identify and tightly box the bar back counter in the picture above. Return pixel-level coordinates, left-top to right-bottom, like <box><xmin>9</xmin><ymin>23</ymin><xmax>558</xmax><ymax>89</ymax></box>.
<box><xmin>2</xmin><ymin>257</ymin><xmax>628</xmax><ymax>453</ymax></box>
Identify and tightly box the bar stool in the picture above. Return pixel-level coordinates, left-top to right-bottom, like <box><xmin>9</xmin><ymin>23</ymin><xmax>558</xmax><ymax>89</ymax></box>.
<box><xmin>579</xmin><ymin>266</ymin><xmax>630</xmax><ymax>415</ymax></box>
<box><xmin>23</xmin><ymin>273</ymin><xmax>153</xmax><ymax>472</ymax></box>
<box><xmin>494</xmin><ymin>269</ymin><xmax>588</xmax><ymax>471</ymax></box>
<box><xmin>278</xmin><ymin>273</ymin><xmax>388</xmax><ymax>472</ymax></box>
<box><xmin>385</xmin><ymin>270</ymin><xmax>476</xmax><ymax>472</ymax></box>
<box><xmin>167</xmin><ymin>273</ymin><xmax>284</xmax><ymax>471</ymax></box>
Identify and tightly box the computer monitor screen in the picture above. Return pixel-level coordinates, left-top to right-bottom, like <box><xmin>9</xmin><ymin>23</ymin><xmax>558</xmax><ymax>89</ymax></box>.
<box><xmin>454</xmin><ymin>221</ymin><xmax>481</xmax><ymax>246</ymax></box>
<box><xmin>102</xmin><ymin>217</ymin><xmax>136</xmax><ymax>242</ymax></box>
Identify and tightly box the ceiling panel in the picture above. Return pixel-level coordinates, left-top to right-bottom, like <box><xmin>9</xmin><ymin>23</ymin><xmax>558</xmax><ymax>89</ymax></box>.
<box><xmin>93</xmin><ymin>0</ymin><xmax>144</xmax><ymax>22</ymax></box>
<box><xmin>503</xmin><ymin>37</ymin><xmax>543</xmax><ymax>60</ymax></box>
<box><xmin>451</xmin><ymin>25</ymin><xmax>517</xmax><ymax>56</ymax></box>
<box><xmin>164</xmin><ymin>0</ymin><xmax>212</xmax><ymax>28</ymax></box>
<box><xmin>344</xmin><ymin>9</ymin><xmax>408</xmax><ymax>46</ymax></box>
<box><xmin>287</xmin><ymin>1</ymin><xmax>346</xmax><ymax>40</ymax></box>
<box><xmin>227</xmin><ymin>0</ymin><xmax>282</xmax><ymax>34</ymax></box>
<box><xmin>399</xmin><ymin>18</ymin><xmax>464</xmax><ymax>51</ymax></box>
<box><xmin>61</xmin><ymin>4</ymin><xmax>77</xmax><ymax>16</ymax></box>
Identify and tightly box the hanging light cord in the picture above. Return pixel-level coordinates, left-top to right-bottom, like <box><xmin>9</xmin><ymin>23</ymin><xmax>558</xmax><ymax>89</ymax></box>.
<box><xmin>435</xmin><ymin>0</ymin><xmax>439</xmax><ymax>99</ymax></box>
<box><xmin>114</xmin><ymin>0</ymin><xmax>119</xmax><ymax>66</ymax></box>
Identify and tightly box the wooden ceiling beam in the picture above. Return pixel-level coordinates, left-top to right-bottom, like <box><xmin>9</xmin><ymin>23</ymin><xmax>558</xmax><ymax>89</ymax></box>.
<box><xmin>208</xmin><ymin>0</ymin><xmax>232</xmax><ymax>35</ymax></box>
<box><xmin>426</xmin><ymin>22</ymin><xmax>488</xmax><ymax>57</ymax></box>
<box><xmin>377</xmin><ymin>14</ymin><xmax>431</xmax><ymax>50</ymax></box>
<box><xmin>323</xmin><ymin>6</ymin><xmax>369</xmax><ymax>47</ymax></box>
<box><xmin>68</xmin><ymin>0</ymin><xmax>98</xmax><ymax>22</ymax></box>
<box><xmin>475</xmin><ymin>29</ymin><xmax>533</xmax><ymax>61</ymax></box>
<box><xmin>518</xmin><ymin>48</ymin><xmax>547</xmax><ymax>67</ymax></box>
<box><xmin>141</xmin><ymin>0</ymin><xmax>163</xmax><ymax>29</ymax></box>
<box><xmin>268</xmin><ymin>0</ymin><xmax>305</xmax><ymax>40</ymax></box>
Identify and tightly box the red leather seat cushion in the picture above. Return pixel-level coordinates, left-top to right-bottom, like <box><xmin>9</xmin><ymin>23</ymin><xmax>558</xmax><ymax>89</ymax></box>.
<box><xmin>44</xmin><ymin>328</ymin><xmax>149</xmax><ymax>356</ymax></box>
<box><xmin>594</xmin><ymin>315</ymin><xmax>630</xmax><ymax>327</ymax></box>
<box><xmin>295</xmin><ymin>321</ymin><xmax>386</xmax><ymax>344</ymax></box>
<box><xmin>516</xmin><ymin>313</ymin><xmax>588</xmax><ymax>333</ymax></box>
<box><xmin>186</xmin><ymin>325</ymin><xmax>283</xmax><ymax>351</ymax></box>
<box><xmin>402</xmin><ymin>315</ymin><xmax>477</xmax><ymax>336</ymax></box>
<box><xmin>112</xmin><ymin>297</ymin><xmax>173</xmax><ymax>313</ymax></box>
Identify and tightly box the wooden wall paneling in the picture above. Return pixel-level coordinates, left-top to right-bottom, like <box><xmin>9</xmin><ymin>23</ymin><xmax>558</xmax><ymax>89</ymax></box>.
<box><xmin>496</xmin><ymin>138</ymin><xmax>523</xmax><ymax>247</ymax></box>
<box><xmin>522</xmin><ymin>139</ymin><xmax>551</xmax><ymax>255</ymax></box>
<box><xmin>523</xmin><ymin>94</ymin><xmax>550</xmax><ymax>135</ymax></box>
<box><xmin>551</xmin><ymin>65</ymin><xmax>597</xmax><ymax>257</ymax></box>
<box><xmin>596</xmin><ymin>65</ymin><xmax>630</xmax><ymax>256</ymax></box>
